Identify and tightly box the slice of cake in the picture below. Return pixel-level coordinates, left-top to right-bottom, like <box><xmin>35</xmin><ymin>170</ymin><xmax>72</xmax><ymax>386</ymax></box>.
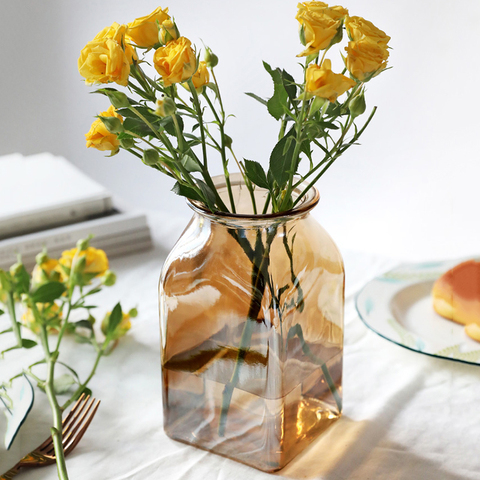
<box><xmin>432</xmin><ymin>259</ymin><xmax>480</xmax><ymax>341</ymax></box>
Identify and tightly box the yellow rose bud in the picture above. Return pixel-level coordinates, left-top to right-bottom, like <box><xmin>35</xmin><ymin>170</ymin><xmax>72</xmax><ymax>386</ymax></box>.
<box><xmin>155</xmin><ymin>95</ymin><xmax>177</xmax><ymax>117</ymax></box>
<box><xmin>183</xmin><ymin>61</ymin><xmax>210</xmax><ymax>93</ymax></box>
<box><xmin>345</xmin><ymin>16</ymin><xmax>390</xmax><ymax>46</ymax></box>
<box><xmin>345</xmin><ymin>38</ymin><xmax>389</xmax><ymax>82</ymax></box>
<box><xmin>32</xmin><ymin>258</ymin><xmax>60</xmax><ymax>289</ymax></box>
<box><xmin>296</xmin><ymin>1</ymin><xmax>348</xmax><ymax>57</ymax></box>
<box><xmin>78</xmin><ymin>37</ymin><xmax>130</xmax><ymax>87</ymax></box>
<box><xmin>22</xmin><ymin>303</ymin><xmax>62</xmax><ymax>334</ymax></box>
<box><xmin>305</xmin><ymin>59</ymin><xmax>356</xmax><ymax>102</ymax></box>
<box><xmin>102</xmin><ymin>270</ymin><xmax>117</xmax><ymax>287</ymax></box>
<box><xmin>59</xmin><ymin>246</ymin><xmax>109</xmax><ymax>278</ymax></box>
<box><xmin>127</xmin><ymin>6</ymin><xmax>170</xmax><ymax>48</ymax></box>
<box><xmin>101</xmin><ymin>311</ymin><xmax>132</xmax><ymax>340</ymax></box>
<box><xmin>85</xmin><ymin>105</ymin><xmax>123</xmax><ymax>152</ymax></box>
<box><xmin>93</xmin><ymin>22</ymin><xmax>137</xmax><ymax>64</ymax></box>
<box><xmin>153</xmin><ymin>37</ymin><xmax>197</xmax><ymax>87</ymax></box>
<box><xmin>159</xmin><ymin>19</ymin><xmax>180</xmax><ymax>44</ymax></box>
<box><xmin>204</xmin><ymin>47</ymin><xmax>218</xmax><ymax>68</ymax></box>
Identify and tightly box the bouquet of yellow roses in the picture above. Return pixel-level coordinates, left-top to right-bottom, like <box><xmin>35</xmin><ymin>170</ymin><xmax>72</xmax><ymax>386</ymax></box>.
<box><xmin>79</xmin><ymin>2</ymin><xmax>390</xmax><ymax>215</ymax></box>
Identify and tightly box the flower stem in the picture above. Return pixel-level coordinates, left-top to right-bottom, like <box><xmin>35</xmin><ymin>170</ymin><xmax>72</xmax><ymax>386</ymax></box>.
<box><xmin>38</xmin><ymin>323</ymin><xmax>69</xmax><ymax>480</ymax></box>
<box><xmin>218</xmin><ymin>226</ymin><xmax>278</xmax><ymax>436</ymax></box>
<box><xmin>6</xmin><ymin>293</ymin><xmax>22</xmax><ymax>347</ymax></box>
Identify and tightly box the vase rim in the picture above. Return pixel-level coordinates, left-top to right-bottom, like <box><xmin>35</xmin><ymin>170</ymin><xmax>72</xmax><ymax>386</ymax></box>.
<box><xmin>187</xmin><ymin>173</ymin><xmax>319</xmax><ymax>223</ymax></box>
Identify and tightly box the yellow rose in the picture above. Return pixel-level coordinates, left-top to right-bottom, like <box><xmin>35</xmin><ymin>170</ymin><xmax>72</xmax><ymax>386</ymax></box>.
<box><xmin>32</xmin><ymin>258</ymin><xmax>60</xmax><ymax>288</ymax></box>
<box><xmin>153</xmin><ymin>37</ymin><xmax>197</xmax><ymax>87</ymax></box>
<box><xmin>85</xmin><ymin>105</ymin><xmax>123</xmax><ymax>152</ymax></box>
<box><xmin>93</xmin><ymin>22</ymin><xmax>137</xmax><ymax>64</ymax></box>
<box><xmin>345</xmin><ymin>38</ymin><xmax>389</xmax><ymax>81</ymax></box>
<box><xmin>127</xmin><ymin>6</ymin><xmax>170</xmax><ymax>48</ymax></box>
<box><xmin>305</xmin><ymin>59</ymin><xmax>356</xmax><ymax>102</ymax></box>
<box><xmin>183</xmin><ymin>61</ymin><xmax>210</xmax><ymax>92</ymax></box>
<box><xmin>159</xmin><ymin>19</ymin><xmax>180</xmax><ymax>44</ymax></box>
<box><xmin>78</xmin><ymin>37</ymin><xmax>130</xmax><ymax>86</ymax></box>
<box><xmin>345</xmin><ymin>16</ymin><xmax>390</xmax><ymax>46</ymax></box>
<box><xmin>59</xmin><ymin>246</ymin><xmax>109</xmax><ymax>278</ymax></box>
<box><xmin>296</xmin><ymin>1</ymin><xmax>348</xmax><ymax>57</ymax></box>
<box><xmin>22</xmin><ymin>303</ymin><xmax>62</xmax><ymax>334</ymax></box>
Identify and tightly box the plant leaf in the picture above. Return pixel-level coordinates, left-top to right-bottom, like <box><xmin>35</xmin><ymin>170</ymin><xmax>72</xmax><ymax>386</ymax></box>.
<box><xmin>53</xmin><ymin>374</ymin><xmax>76</xmax><ymax>395</ymax></box>
<box><xmin>181</xmin><ymin>154</ymin><xmax>203</xmax><ymax>173</ymax></box>
<box><xmin>105</xmin><ymin>303</ymin><xmax>122</xmax><ymax>337</ymax></box>
<box><xmin>268</xmin><ymin>131</ymin><xmax>296</xmax><ymax>188</ymax></box>
<box><xmin>171</xmin><ymin>182</ymin><xmax>204</xmax><ymax>202</ymax></box>
<box><xmin>21</xmin><ymin>339</ymin><xmax>37</xmax><ymax>349</ymax></box>
<box><xmin>263</xmin><ymin>61</ymin><xmax>289</xmax><ymax>120</ymax></box>
<box><xmin>281</xmin><ymin>69</ymin><xmax>297</xmax><ymax>103</ymax></box>
<box><xmin>244</xmin><ymin>160</ymin><xmax>269</xmax><ymax>189</ymax></box>
<box><xmin>245</xmin><ymin>92</ymin><xmax>268</xmax><ymax>107</ymax></box>
<box><xmin>30</xmin><ymin>282</ymin><xmax>66</xmax><ymax>304</ymax></box>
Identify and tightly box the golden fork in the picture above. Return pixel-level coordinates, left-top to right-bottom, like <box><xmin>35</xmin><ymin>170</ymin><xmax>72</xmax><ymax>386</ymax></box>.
<box><xmin>0</xmin><ymin>394</ymin><xmax>100</xmax><ymax>479</ymax></box>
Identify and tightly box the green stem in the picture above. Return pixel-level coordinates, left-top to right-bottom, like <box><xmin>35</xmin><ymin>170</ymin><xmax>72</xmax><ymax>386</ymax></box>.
<box><xmin>218</xmin><ymin>226</ymin><xmax>278</xmax><ymax>436</ymax></box>
<box><xmin>187</xmin><ymin>80</ymin><xmax>230</xmax><ymax>212</ymax></box>
<box><xmin>38</xmin><ymin>323</ymin><xmax>69</xmax><ymax>480</ymax></box>
<box><xmin>278</xmin><ymin>60</ymin><xmax>310</xmax><ymax>212</ymax></box>
<box><xmin>6</xmin><ymin>293</ymin><xmax>22</xmax><ymax>347</ymax></box>
<box><xmin>202</xmin><ymin>91</ymin><xmax>236</xmax><ymax>212</ymax></box>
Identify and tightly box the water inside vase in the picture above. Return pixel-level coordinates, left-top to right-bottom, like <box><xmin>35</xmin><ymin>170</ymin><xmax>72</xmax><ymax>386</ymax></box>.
<box><xmin>163</xmin><ymin>320</ymin><xmax>342</xmax><ymax>472</ymax></box>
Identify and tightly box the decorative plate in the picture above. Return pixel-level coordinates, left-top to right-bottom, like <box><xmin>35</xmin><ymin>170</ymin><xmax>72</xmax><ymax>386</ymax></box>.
<box><xmin>355</xmin><ymin>258</ymin><xmax>480</xmax><ymax>366</ymax></box>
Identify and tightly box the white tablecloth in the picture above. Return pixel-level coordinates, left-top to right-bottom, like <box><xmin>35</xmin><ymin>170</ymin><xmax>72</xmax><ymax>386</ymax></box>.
<box><xmin>1</xmin><ymin>212</ymin><xmax>479</xmax><ymax>480</ymax></box>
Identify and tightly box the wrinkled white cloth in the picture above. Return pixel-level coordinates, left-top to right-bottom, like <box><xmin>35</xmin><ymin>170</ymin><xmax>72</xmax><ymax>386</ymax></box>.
<box><xmin>1</xmin><ymin>212</ymin><xmax>479</xmax><ymax>480</ymax></box>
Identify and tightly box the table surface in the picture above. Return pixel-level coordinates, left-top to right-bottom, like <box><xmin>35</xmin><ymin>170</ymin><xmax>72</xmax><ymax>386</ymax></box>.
<box><xmin>1</xmin><ymin>212</ymin><xmax>479</xmax><ymax>480</ymax></box>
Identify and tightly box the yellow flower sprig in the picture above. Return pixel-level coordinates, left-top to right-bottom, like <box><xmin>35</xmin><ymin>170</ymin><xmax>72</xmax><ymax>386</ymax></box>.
<box><xmin>0</xmin><ymin>237</ymin><xmax>133</xmax><ymax>480</ymax></box>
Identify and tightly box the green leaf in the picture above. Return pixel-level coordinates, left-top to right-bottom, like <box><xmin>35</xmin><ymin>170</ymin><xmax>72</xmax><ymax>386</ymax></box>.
<box><xmin>106</xmin><ymin>303</ymin><xmax>123</xmax><ymax>337</ymax></box>
<box><xmin>123</xmin><ymin>117</ymin><xmax>153</xmax><ymax>137</ymax></box>
<box><xmin>53</xmin><ymin>374</ymin><xmax>76</xmax><ymax>395</ymax></box>
<box><xmin>21</xmin><ymin>339</ymin><xmax>37</xmax><ymax>349</ymax></box>
<box><xmin>30</xmin><ymin>282</ymin><xmax>66</xmax><ymax>304</ymax></box>
<box><xmin>181</xmin><ymin>154</ymin><xmax>203</xmax><ymax>173</ymax></box>
<box><xmin>245</xmin><ymin>92</ymin><xmax>268</xmax><ymax>107</ymax></box>
<box><xmin>161</xmin><ymin>114</ymin><xmax>184</xmax><ymax>136</ymax></box>
<box><xmin>281</xmin><ymin>70</ymin><xmax>297</xmax><ymax>103</ymax></box>
<box><xmin>196</xmin><ymin>180</ymin><xmax>217</xmax><ymax>208</ymax></box>
<box><xmin>73</xmin><ymin>320</ymin><xmax>93</xmax><ymax>331</ymax></box>
<box><xmin>263</xmin><ymin>61</ymin><xmax>289</xmax><ymax>120</ymax></box>
<box><xmin>12</xmin><ymin>264</ymin><xmax>30</xmax><ymax>296</ymax></box>
<box><xmin>268</xmin><ymin>131</ymin><xmax>296</xmax><ymax>188</ymax></box>
<box><xmin>0</xmin><ymin>309</ymin><xmax>4</xmax><ymax>316</ymax></box>
<box><xmin>171</xmin><ymin>182</ymin><xmax>204</xmax><ymax>202</ymax></box>
<box><xmin>244</xmin><ymin>160</ymin><xmax>269</xmax><ymax>189</ymax></box>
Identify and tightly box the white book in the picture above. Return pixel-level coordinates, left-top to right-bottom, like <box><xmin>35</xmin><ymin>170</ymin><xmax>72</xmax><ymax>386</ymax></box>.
<box><xmin>0</xmin><ymin>153</ymin><xmax>113</xmax><ymax>239</ymax></box>
<box><xmin>0</xmin><ymin>210</ymin><xmax>153</xmax><ymax>270</ymax></box>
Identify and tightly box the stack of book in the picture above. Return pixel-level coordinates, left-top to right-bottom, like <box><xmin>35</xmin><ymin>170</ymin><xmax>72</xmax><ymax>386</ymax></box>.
<box><xmin>0</xmin><ymin>153</ymin><xmax>152</xmax><ymax>269</ymax></box>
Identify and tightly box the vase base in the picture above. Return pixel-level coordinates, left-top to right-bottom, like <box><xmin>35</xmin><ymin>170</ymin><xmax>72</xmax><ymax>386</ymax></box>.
<box><xmin>164</xmin><ymin>382</ymin><xmax>341</xmax><ymax>472</ymax></box>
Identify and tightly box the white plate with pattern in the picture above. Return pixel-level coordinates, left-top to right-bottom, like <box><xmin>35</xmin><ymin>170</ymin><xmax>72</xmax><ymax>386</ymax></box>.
<box><xmin>355</xmin><ymin>258</ymin><xmax>480</xmax><ymax>366</ymax></box>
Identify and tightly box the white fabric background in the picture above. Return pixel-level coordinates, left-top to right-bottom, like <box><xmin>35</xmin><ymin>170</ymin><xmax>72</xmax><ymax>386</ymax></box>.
<box><xmin>1</xmin><ymin>212</ymin><xmax>479</xmax><ymax>480</ymax></box>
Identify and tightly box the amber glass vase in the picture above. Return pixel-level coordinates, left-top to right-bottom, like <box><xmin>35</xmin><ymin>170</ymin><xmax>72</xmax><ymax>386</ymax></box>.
<box><xmin>159</xmin><ymin>175</ymin><xmax>344</xmax><ymax>472</ymax></box>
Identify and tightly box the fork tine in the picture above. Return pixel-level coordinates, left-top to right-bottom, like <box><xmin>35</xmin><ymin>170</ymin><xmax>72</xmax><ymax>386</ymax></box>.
<box><xmin>63</xmin><ymin>399</ymin><xmax>100</xmax><ymax>456</ymax></box>
<box><xmin>62</xmin><ymin>398</ymin><xmax>97</xmax><ymax>446</ymax></box>
<box><xmin>61</xmin><ymin>394</ymin><xmax>90</xmax><ymax>434</ymax></box>
<box><xmin>43</xmin><ymin>397</ymin><xmax>94</xmax><ymax>456</ymax></box>
<box><xmin>61</xmin><ymin>395</ymin><xmax>93</xmax><ymax>438</ymax></box>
